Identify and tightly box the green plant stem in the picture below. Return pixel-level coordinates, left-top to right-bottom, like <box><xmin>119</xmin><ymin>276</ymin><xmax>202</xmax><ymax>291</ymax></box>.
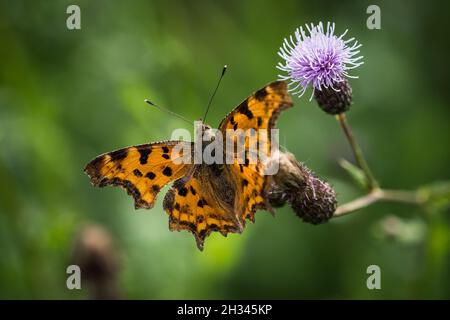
<box><xmin>332</xmin><ymin>113</ymin><xmax>449</xmax><ymax>219</ymax></box>
<box><xmin>337</xmin><ymin>113</ymin><xmax>379</xmax><ymax>190</ymax></box>
<box><xmin>333</xmin><ymin>188</ymin><xmax>423</xmax><ymax>218</ymax></box>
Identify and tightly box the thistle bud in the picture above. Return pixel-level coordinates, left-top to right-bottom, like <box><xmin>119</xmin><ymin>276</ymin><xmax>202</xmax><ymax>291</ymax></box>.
<box><xmin>268</xmin><ymin>151</ymin><xmax>337</xmax><ymax>224</ymax></box>
<box><xmin>290</xmin><ymin>168</ymin><xmax>337</xmax><ymax>224</ymax></box>
<box><xmin>314</xmin><ymin>78</ymin><xmax>353</xmax><ymax>115</ymax></box>
<box><xmin>71</xmin><ymin>224</ymin><xmax>121</xmax><ymax>299</ymax></box>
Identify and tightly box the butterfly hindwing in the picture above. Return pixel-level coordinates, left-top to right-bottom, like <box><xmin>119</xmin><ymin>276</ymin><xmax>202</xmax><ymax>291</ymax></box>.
<box><xmin>163</xmin><ymin>174</ymin><xmax>243</xmax><ymax>250</ymax></box>
<box><xmin>219</xmin><ymin>81</ymin><xmax>293</xmax><ymax>222</ymax></box>
<box><xmin>84</xmin><ymin>141</ymin><xmax>193</xmax><ymax>209</ymax></box>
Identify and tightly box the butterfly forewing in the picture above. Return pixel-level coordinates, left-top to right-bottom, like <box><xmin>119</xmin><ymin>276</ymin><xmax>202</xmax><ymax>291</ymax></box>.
<box><xmin>219</xmin><ymin>81</ymin><xmax>293</xmax><ymax>222</ymax></box>
<box><xmin>84</xmin><ymin>141</ymin><xmax>193</xmax><ymax>209</ymax></box>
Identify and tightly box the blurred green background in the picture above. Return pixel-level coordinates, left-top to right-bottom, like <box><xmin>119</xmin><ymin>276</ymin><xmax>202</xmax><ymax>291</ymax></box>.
<box><xmin>0</xmin><ymin>0</ymin><xmax>449</xmax><ymax>299</ymax></box>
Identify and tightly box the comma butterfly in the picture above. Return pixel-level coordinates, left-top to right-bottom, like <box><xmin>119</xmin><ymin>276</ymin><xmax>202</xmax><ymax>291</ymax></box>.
<box><xmin>84</xmin><ymin>81</ymin><xmax>293</xmax><ymax>250</ymax></box>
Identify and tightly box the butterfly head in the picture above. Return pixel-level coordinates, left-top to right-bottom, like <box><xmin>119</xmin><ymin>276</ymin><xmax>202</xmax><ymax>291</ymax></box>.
<box><xmin>197</xmin><ymin>121</ymin><xmax>215</xmax><ymax>139</ymax></box>
<box><xmin>200</xmin><ymin>121</ymin><xmax>211</xmax><ymax>131</ymax></box>
<box><xmin>194</xmin><ymin>121</ymin><xmax>218</xmax><ymax>151</ymax></box>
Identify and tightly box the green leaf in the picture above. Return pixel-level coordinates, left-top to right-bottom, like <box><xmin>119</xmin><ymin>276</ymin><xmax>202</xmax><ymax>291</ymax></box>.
<box><xmin>339</xmin><ymin>158</ymin><xmax>369</xmax><ymax>190</ymax></box>
<box><xmin>418</xmin><ymin>181</ymin><xmax>450</xmax><ymax>214</ymax></box>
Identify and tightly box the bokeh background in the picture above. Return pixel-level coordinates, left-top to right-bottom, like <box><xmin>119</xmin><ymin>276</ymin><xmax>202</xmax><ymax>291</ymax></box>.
<box><xmin>0</xmin><ymin>0</ymin><xmax>449</xmax><ymax>299</ymax></box>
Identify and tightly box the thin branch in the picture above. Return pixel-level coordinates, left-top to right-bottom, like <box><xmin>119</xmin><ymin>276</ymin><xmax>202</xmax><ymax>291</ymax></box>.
<box><xmin>333</xmin><ymin>188</ymin><xmax>424</xmax><ymax>218</ymax></box>
<box><xmin>379</xmin><ymin>189</ymin><xmax>423</xmax><ymax>204</ymax></box>
<box><xmin>333</xmin><ymin>190</ymin><xmax>382</xmax><ymax>217</ymax></box>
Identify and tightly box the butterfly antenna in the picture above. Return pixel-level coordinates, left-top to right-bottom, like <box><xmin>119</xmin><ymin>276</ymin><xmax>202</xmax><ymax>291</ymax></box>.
<box><xmin>144</xmin><ymin>99</ymin><xmax>192</xmax><ymax>125</ymax></box>
<box><xmin>203</xmin><ymin>65</ymin><xmax>227</xmax><ymax>122</ymax></box>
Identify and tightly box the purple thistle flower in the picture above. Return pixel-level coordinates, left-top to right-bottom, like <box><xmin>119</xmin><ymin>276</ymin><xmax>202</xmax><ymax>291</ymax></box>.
<box><xmin>277</xmin><ymin>22</ymin><xmax>363</xmax><ymax>99</ymax></box>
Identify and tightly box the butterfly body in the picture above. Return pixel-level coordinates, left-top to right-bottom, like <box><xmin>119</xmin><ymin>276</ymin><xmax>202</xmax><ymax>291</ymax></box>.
<box><xmin>85</xmin><ymin>81</ymin><xmax>293</xmax><ymax>250</ymax></box>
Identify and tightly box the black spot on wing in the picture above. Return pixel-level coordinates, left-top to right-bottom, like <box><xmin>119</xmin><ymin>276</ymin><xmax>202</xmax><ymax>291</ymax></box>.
<box><xmin>257</xmin><ymin>117</ymin><xmax>263</xmax><ymax>127</ymax></box>
<box><xmin>254</xmin><ymin>87</ymin><xmax>268</xmax><ymax>101</ymax></box>
<box><xmin>138</xmin><ymin>148</ymin><xmax>151</xmax><ymax>165</ymax></box>
<box><xmin>146</xmin><ymin>172</ymin><xmax>156</xmax><ymax>180</ymax></box>
<box><xmin>162</xmin><ymin>166</ymin><xmax>173</xmax><ymax>177</ymax></box>
<box><xmin>133</xmin><ymin>169</ymin><xmax>143</xmax><ymax>177</ymax></box>
<box><xmin>197</xmin><ymin>199</ymin><xmax>206</xmax><ymax>207</ymax></box>
<box><xmin>239</xmin><ymin>99</ymin><xmax>254</xmax><ymax>120</ymax></box>
<box><xmin>178</xmin><ymin>187</ymin><xmax>188</xmax><ymax>197</ymax></box>
<box><xmin>109</xmin><ymin>149</ymin><xmax>128</xmax><ymax>162</ymax></box>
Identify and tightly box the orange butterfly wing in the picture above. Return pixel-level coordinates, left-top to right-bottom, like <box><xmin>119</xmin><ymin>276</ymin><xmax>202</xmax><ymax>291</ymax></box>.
<box><xmin>163</xmin><ymin>174</ymin><xmax>242</xmax><ymax>250</ymax></box>
<box><xmin>218</xmin><ymin>80</ymin><xmax>293</xmax><ymax>222</ymax></box>
<box><xmin>84</xmin><ymin>141</ymin><xmax>193</xmax><ymax>209</ymax></box>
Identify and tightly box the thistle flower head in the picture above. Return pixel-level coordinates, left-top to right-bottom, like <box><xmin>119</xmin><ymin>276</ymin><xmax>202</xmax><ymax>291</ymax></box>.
<box><xmin>277</xmin><ymin>22</ymin><xmax>363</xmax><ymax>98</ymax></box>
